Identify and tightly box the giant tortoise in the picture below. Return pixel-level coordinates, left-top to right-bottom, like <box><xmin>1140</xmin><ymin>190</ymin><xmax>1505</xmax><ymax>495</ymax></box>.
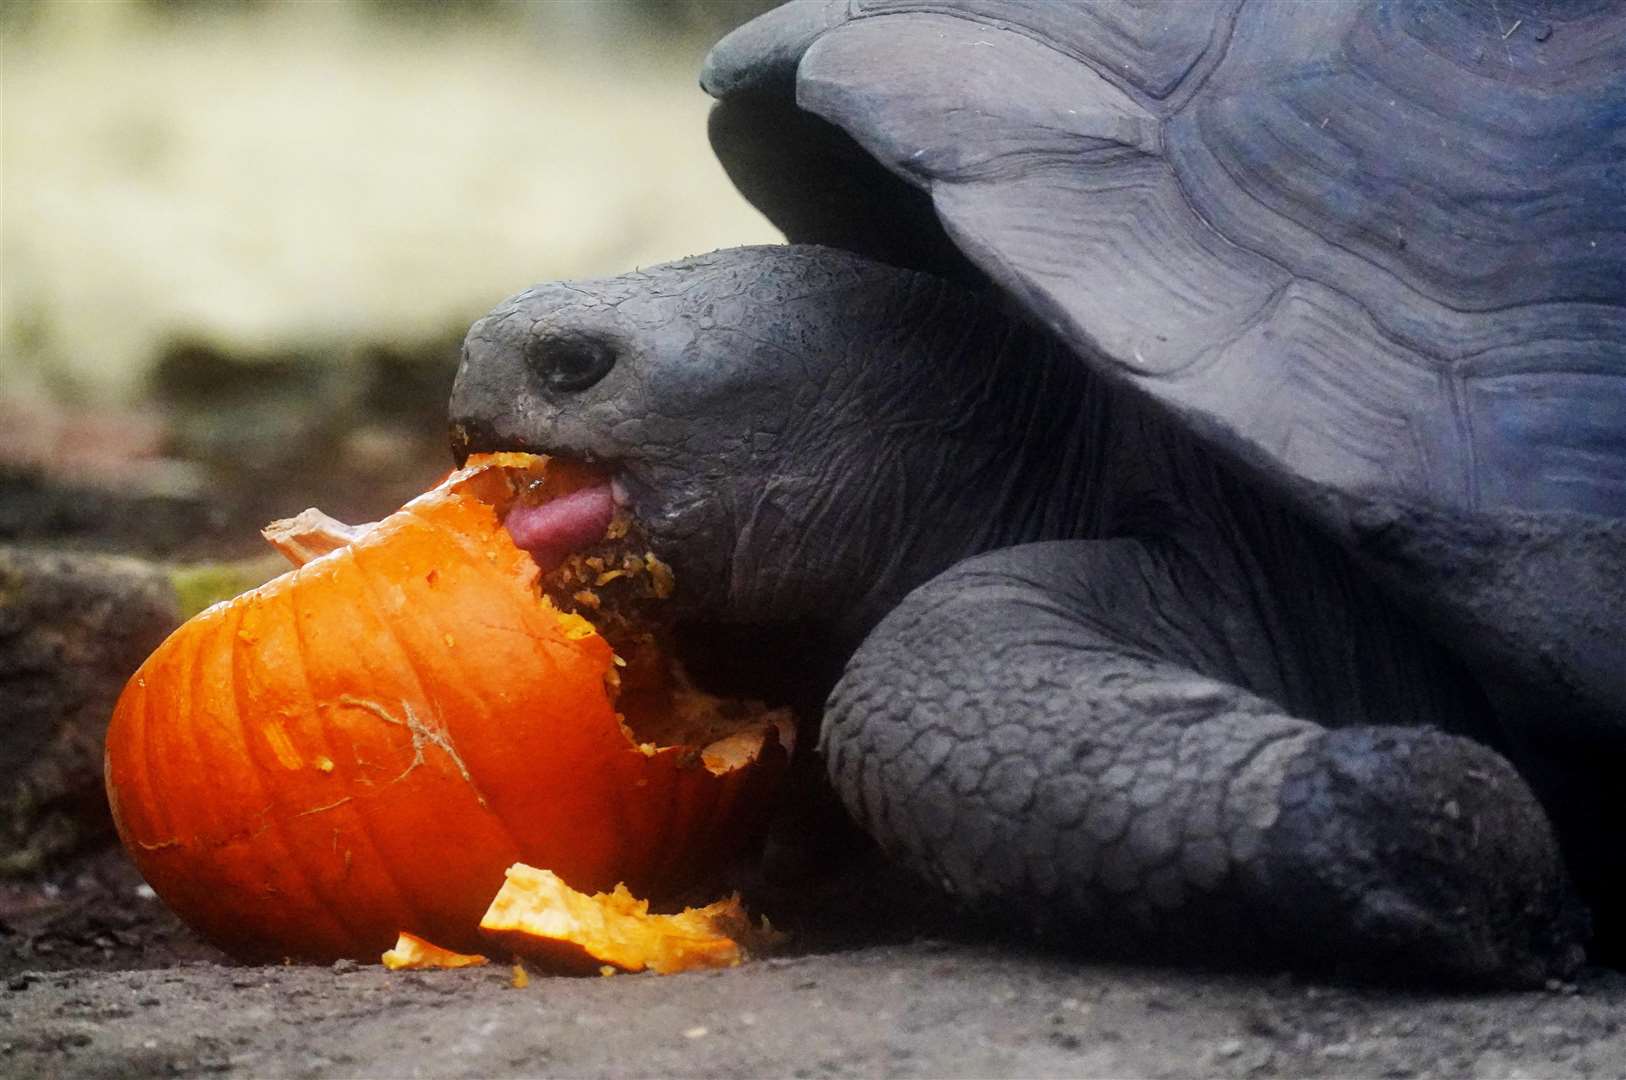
<box><xmin>449</xmin><ymin>0</ymin><xmax>1625</xmax><ymax>985</ymax></box>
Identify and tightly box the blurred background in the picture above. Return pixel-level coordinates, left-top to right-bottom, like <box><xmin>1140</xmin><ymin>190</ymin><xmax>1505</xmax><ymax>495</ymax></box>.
<box><xmin>1</xmin><ymin>0</ymin><xmax>782</xmax><ymax>559</ymax></box>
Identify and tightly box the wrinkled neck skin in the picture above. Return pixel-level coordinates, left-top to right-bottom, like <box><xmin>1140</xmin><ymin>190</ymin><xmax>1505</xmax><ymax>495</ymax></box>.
<box><xmin>452</xmin><ymin>246</ymin><xmax>1139</xmax><ymax>646</ymax></box>
<box><xmin>679</xmin><ymin>279</ymin><xmax>1127</xmax><ymax>641</ymax></box>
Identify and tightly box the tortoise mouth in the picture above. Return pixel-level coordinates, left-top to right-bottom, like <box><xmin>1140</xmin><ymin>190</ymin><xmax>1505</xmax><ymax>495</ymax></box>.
<box><xmin>479</xmin><ymin>445</ymin><xmax>631</xmax><ymax>570</ymax></box>
<box><xmin>503</xmin><ymin>479</ymin><xmax>622</xmax><ymax>574</ymax></box>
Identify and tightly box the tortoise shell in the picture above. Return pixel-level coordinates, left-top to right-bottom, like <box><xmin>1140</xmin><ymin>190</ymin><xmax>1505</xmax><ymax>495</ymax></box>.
<box><xmin>704</xmin><ymin>0</ymin><xmax>1626</xmax><ymax>518</ymax></box>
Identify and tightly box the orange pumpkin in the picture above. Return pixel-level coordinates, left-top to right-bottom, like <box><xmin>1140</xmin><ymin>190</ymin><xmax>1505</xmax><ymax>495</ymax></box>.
<box><xmin>104</xmin><ymin>452</ymin><xmax>791</xmax><ymax>962</ymax></box>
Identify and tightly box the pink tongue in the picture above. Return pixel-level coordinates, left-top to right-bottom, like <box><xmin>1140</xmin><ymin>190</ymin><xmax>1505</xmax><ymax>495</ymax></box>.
<box><xmin>503</xmin><ymin>483</ymin><xmax>616</xmax><ymax>571</ymax></box>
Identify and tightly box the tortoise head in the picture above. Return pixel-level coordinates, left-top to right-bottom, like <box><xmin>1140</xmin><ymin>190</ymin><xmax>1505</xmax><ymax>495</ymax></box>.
<box><xmin>450</xmin><ymin>244</ymin><xmax>1079</xmax><ymax>640</ymax></box>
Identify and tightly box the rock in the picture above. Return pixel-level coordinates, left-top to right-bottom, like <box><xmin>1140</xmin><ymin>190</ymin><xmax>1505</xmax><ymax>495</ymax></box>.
<box><xmin>0</xmin><ymin>547</ymin><xmax>181</xmax><ymax>874</ymax></box>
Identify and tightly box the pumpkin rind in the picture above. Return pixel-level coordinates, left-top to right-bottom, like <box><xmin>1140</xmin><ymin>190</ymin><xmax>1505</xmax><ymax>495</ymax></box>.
<box><xmin>104</xmin><ymin>453</ymin><xmax>790</xmax><ymax>962</ymax></box>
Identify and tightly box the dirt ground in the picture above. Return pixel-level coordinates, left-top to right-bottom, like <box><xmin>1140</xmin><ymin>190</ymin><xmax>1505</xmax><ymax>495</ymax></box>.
<box><xmin>1</xmin><ymin>849</ymin><xmax>1622</xmax><ymax>1079</ymax></box>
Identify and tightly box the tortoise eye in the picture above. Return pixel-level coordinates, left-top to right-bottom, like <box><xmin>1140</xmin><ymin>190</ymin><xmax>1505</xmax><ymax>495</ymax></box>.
<box><xmin>527</xmin><ymin>334</ymin><xmax>617</xmax><ymax>393</ymax></box>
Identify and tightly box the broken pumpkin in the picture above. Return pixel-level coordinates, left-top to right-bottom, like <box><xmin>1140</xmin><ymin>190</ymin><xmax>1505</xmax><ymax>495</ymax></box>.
<box><xmin>381</xmin><ymin>931</ymin><xmax>488</xmax><ymax>971</ymax></box>
<box><xmin>104</xmin><ymin>452</ymin><xmax>792</xmax><ymax>962</ymax></box>
<box><xmin>479</xmin><ymin>862</ymin><xmax>754</xmax><ymax>975</ymax></box>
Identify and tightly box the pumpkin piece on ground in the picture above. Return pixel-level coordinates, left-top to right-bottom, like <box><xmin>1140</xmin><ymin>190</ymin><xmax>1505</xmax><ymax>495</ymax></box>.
<box><xmin>380</xmin><ymin>931</ymin><xmax>489</xmax><ymax>971</ymax></box>
<box><xmin>480</xmin><ymin>863</ymin><xmax>758</xmax><ymax>975</ymax></box>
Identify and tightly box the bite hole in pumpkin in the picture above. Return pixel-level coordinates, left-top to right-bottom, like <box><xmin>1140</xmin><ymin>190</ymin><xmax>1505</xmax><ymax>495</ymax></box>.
<box><xmin>264</xmin><ymin>452</ymin><xmax>793</xmax><ymax>774</ymax></box>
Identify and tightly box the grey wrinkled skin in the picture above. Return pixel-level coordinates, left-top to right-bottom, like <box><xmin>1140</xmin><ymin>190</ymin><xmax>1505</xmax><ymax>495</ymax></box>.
<box><xmin>830</xmin><ymin>543</ymin><xmax>1578</xmax><ymax>984</ymax></box>
<box><xmin>452</xmin><ymin>243</ymin><xmax>1590</xmax><ymax>985</ymax></box>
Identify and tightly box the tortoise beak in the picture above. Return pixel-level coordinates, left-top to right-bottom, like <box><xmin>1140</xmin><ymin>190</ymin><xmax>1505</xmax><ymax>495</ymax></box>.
<box><xmin>448</xmin><ymin>419</ymin><xmax>480</xmax><ymax>467</ymax></box>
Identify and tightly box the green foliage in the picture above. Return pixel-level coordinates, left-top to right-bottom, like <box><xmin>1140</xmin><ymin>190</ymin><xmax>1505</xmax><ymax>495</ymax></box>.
<box><xmin>167</xmin><ymin>555</ymin><xmax>287</xmax><ymax>619</ymax></box>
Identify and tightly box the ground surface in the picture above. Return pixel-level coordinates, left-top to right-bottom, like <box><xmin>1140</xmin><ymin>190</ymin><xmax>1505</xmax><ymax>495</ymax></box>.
<box><xmin>2</xmin><ymin>851</ymin><xmax>1623</xmax><ymax>1079</ymax></box>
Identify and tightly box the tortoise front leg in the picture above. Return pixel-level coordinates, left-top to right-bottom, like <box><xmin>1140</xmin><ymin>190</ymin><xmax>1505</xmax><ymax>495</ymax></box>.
<box><xmin>824</xmin><ymin>539</ymin><xmax>1585</xmax><ymax>985</ymax></box>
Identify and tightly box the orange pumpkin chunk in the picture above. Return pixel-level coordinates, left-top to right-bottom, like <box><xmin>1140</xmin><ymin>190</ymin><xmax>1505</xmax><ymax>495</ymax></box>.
<box><xmin>381</xmin><ymin>931</ymin><xmax>489</xmax><ymax>971</ymax></box>
<box><xmin>480</xmin><ymin>863</ymin><xmax>752</xmax><ymax>975</ymax></box>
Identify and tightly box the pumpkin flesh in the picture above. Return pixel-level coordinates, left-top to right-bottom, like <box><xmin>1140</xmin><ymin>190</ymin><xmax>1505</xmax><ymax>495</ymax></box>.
<box><xmin>381</xmin><ymin>931</ymin><xmax>489</xmax><ymax>971</ymax></box>
<box><xmin>479</xmin><ymin>862</ymin><xmax>749</xmax><ymax>975</ymax></box>
<box><xmin>104</xmin><ymin>452</ymin><xmax>792</xmax><ymax>962</ymax></box>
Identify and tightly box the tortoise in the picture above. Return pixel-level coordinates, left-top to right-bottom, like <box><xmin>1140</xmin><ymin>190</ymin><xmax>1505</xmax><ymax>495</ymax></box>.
<box><xmin>449</xmin><ymin>0</ymin><xmax>1626</xmax><ymax>985</ymax></box>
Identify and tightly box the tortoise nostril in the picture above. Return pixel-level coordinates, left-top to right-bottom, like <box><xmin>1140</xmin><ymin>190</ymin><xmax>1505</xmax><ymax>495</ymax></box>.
<box><xmin>526</xmin><ymin>331</ymin><xmax>618</xmax><ymax>393</ymax></box>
